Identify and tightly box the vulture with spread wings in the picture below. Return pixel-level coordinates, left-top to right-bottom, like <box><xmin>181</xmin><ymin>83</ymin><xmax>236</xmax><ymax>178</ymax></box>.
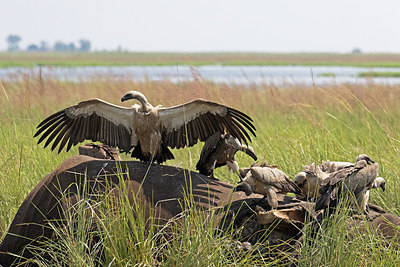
<box><xmin>34</xmin><ymin>91</ymin><xmax>256</xmax><ymax>163</ymax></box>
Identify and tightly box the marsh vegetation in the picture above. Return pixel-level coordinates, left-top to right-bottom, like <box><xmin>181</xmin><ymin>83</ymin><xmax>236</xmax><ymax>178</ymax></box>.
<box><xmin>1</xmin><ymin>72</ymin><xmax>400</xmax><ymax>265</ymax></box>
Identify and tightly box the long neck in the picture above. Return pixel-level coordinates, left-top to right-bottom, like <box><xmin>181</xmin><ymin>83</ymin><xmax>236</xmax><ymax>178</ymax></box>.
<box><xmin>136</xmin><ymin>96</ymin><xmax>153</xmax><ymax>112</ymax></box>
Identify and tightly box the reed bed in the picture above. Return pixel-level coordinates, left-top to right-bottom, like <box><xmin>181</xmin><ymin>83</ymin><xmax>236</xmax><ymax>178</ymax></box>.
<box><xmin>1</xmin><ymin>72</ymin><xmax>400</xmax><ymax>265</ymax></box>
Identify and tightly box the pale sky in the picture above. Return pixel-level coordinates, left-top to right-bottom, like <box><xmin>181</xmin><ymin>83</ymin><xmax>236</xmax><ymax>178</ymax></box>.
<box><xmin>1</xmin><ymin>0</ymin><xmax>399</xmax><ymax>52</ymax></box>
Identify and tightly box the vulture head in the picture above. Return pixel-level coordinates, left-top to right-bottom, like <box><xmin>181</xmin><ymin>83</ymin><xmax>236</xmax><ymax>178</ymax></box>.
<box><xmin>224</xmin><ymin>135</ymin><xmax>257</xmax><ymax>161</ymax></box>
<box><xmin>121</xmin><ymin>91</ymin><xmax>153</xmax><ymax>112</ymax></box>
<box><xmin>243</xmin><ymin>146</ymin><xmax>257</xmax><ymax>161</ymax></box>
<box><xmin>236</xmin><ymin>181</ymin><xmax>254</xmax><ymax>196</ymax></box>
<box><xmin>294</xmin><ymin>163</ymin><xmax>329</xmax><ymax>200</ymax></box>
<box><xmin>356</xmin><ymin>154</ymin><xmax>375</xmax><ymax>165</ymax></box>
<box><xmin>372</xmin><ymin>177</ymin><xmax>386</xmax><ymax>191</ymax></box>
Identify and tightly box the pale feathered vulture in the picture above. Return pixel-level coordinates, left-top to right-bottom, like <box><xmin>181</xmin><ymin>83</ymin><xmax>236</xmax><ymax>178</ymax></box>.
<box><xmin>236</xmin><ymin>165</ymin><xmax>302</xmax><ymax>209</ymax></box>
<box><xmin>196</xmin><ymin>132</ymin><xmax>257</xmax><ymax>178</ymax></box>
<box><xmin>34</xmin><ymin>91</ymin><xmax>256</xmax><ymax>163</ymax></box>
<box><xmin>315</xmin><ymin>157</ymin><xmax>379</xmax><ymax>215</ymax></box>
<box><xmin>294</xmin><ymin>154</ymin><xmax>376</xmax><ymax>201</ymax></box>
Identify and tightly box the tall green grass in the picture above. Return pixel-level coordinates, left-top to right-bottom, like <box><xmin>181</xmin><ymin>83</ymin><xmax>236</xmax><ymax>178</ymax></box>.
<box><xmin>1</xmin><ymin>73</ymin><xmax>400</xmax><ymax>265</ymax></box>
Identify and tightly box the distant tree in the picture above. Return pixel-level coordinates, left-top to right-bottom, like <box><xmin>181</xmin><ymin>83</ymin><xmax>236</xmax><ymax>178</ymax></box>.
<box><xmin>79</xmin><ymin>39</ymin><xmax>91</xmax><ymax>52</ymax></box>
<box><xmin>54</xmin><ymin>41</ymin><xmax>78</xmax><ymax>52</ymax></box>
<box><xmin>6</xmin><ymin>34</ymin><xmax>22</xmax><ymax>51</ymax></box>
<box><xmin>27</xmin><ymin>44</ymin><xmax>39</xmax><ymax>52</ymax></box>
<box><xmin>39</xmin><ymin>41</ymin><xmax>50</xmax><ymax>51</ymax></box>
<box><xmin>352</xmin><ymin>48</ymin><xmax>362</xmax><ymax>54</ymax></box>
<box><xmin>54</xmin><ymin>41</ymin><xmax>69</xmax><ymax>52</ymax></box>
<box><xmin>68</xmin><ymin>43</ymin><xmax>76</xmax><ymax>51</ymax></box>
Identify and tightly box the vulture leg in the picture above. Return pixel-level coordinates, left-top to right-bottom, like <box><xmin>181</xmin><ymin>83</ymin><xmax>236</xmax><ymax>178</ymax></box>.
<box><xmin>265</xmin><ymin>187</ymin><xmax>278</xmax><ymax>210</ymax></box>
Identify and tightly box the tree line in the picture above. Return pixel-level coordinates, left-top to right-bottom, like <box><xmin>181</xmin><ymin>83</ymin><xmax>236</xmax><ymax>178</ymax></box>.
<box><xmin>6</xmin><ymin>34</ymin><xmax>91</xmax><ymax>52</ymax></box>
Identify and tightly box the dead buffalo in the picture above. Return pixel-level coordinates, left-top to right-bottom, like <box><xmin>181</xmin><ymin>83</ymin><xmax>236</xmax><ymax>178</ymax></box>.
<box><xmin>0</xmin><ymin>155</ymin><xmax>264</xmax><ymax>265</ymax></box>
<box><xmin>1</xmin><ymin>155</ymin><xmax>400</xmax><ymax>266</ymax></box>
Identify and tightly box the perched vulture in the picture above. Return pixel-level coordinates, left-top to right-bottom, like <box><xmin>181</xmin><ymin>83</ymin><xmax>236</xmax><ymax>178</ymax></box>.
<box><xmin>294</xmin><ymin>163</ymin><xmax>329</xmax><ymax>201</ymax></box>
<box><xmin>294</xmin><ymin>154</ymin><xmax>376</xmax><ymax>201</ymax></box>
<box><xmin>319</xmin><ymin>154</ymin><xmax>375</xmax><ymax>173</ymax></box>
<box><xmin>315</xmin><ymin>157</ymin><xmax>379</xmax><ymax>215</ymax></box>
<box><xmin>196</xmin><ymin>132</ymin><xmax>257</xmax><ymax>178</ymax></box>
<box><xmin>238</xmin><ymin>161</ymin><xmax>279</xmax><ymax>179</ymax></box>
<box><xmin>34</xmin><ymin>91</ymin><xmax>256</xmax><ymax>163</ymax></box>
<box><xmin>236</xmin><ymin>165</ymin><xmax>302</xmax><ymax>209</ymax></box>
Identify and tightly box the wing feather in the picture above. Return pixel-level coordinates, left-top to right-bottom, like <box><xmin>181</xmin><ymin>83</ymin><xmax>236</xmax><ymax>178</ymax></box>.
<box><xmin>159</xmin><ymin>99</ymin><xmax>255</xmax><ymax>149</ymax></box>
<box><xmin>197</xmin><ymin>132</ymin><xmax>222</xmax><ymax>166</ymax></box>
<box><xmin>35</xmin><ymin>99</ymin><xmax>134</xmax><ymax>153</ymax></box>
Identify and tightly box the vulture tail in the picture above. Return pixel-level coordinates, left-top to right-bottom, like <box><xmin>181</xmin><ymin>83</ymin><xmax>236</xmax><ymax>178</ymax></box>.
<box><xmin>156</xmin><ymin>144</ymin><xmax>174</xmax><ymax>164</ymax></box>
<box><xmin>130</xmin><ymin>143</ymin><xmax>149</xmax><ymax>162</ymax></box>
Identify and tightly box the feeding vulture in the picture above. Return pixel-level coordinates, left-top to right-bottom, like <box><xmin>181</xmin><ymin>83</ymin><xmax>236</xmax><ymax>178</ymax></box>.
<box><xmin>315</xmin><ymin>156</ymin><xmax>379</xmax><ymax>215</ymax></box>
<box><xmin>196</xmin><ymin>132</ymin><xmax>257</xmax><ymax>178</ymax></box>
<box><xmin>294</xmin><ymin>154</ymin><xmax>376</xmax><ymax>201</ymax></box>
<box><xmin>34</xmin><ymin>91</ymin><xmax>256</xmax><ymax>163</ymax></box>
<box><xmin>236</xmin><ymin>165</ymin><xmax>302</xmax><ymax>209</ymax></box>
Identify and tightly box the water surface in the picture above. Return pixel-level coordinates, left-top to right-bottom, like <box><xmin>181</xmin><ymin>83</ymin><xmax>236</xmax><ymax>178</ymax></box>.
<box><xmin>1</xmin><ymin>65</ymin><xmax>400</xmax><ymax>86</ymax></box>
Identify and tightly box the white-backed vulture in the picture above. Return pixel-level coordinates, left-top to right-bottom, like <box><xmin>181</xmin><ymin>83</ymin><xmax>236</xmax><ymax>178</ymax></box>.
<box><xmin>315</xmin><ymin>158</ymin><xmax>379</xmax><ymax>215</ymax></box>
<box><xmin>294</xmin><ymin>163</ymin><xmax>329</xmax><ymax>201</ymax></box>
<box><xmin>196</xmin><ymin>132</ymin><xmax>257</xmax><ymax>178</ymax></box>
<box><xmin>238</xmin><ymin>162</ymin><xmax>279</xmax><ymax>180</ymax></box>
<box><xmin>319</xmin><ymin>154</ymin><xmax>375</xmax><ymax>173</ymax></box>
<box><xmin>294</xmin><ymin>154</ymin><xmax>376</xmax><ymax>201</ymax></box>
<box><xmin>236</xmin><ymin>166</ymin><xmax>303</xmax><ymax>209</ymax></box>
<box><xmin>34</xmin><ymin>91</ymin><xmax>256</xmax><ymax>163</ymax></box>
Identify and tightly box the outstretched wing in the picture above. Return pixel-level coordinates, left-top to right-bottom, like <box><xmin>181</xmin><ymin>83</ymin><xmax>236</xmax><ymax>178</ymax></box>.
<box><xmin>34</xmin><ymin>99</ymin><xmax>135</xmax><ymax>153</ymax></box>
<box><xmin>158</xmin><ymin>99</ymin><xmax>256</xmax><ymax>149</ymax></box>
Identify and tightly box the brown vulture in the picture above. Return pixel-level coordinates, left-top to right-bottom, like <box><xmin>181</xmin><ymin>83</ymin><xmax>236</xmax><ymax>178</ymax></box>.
<box><xmin>34</xmin><ymin>91</ymin><xmax>256</xmax><ymax>163</ymax></box>
<box><xmin>236</xmin><ymin>165</ymin><xmax>302</xmax><ymax>209</ymax></box>
<box><xmin>196</xmin><ymin>132</ymin><xmax>257</xmax><ymax>178</ymax></box>
<box><xmin>315</xmin><ymin>156</ymin><xmax>379</xmax><ymax>215</ymax></box>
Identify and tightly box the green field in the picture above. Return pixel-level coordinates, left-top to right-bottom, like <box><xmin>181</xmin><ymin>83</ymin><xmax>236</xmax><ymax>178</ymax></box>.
<box><xmin>1</xmin><ymin>73</ymin><xmax>400</xmax><ymax>265</ymax></box>
<box><xmin>3</xmin><ymin>51</ymin><xmax>400</xmax><ymax>67</ymax></box>
<box><xmin>359</xmin><ymin>71</ymin><xmax>400</xmax><ymax>77</ymax></box>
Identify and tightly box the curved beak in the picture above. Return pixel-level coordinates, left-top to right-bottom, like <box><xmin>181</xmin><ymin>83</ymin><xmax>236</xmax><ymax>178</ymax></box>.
<box><xmin>121</xmin><ymin>93</ymin><xmax>133</xmax><ymax>102</ymax></box>
<box><xmin>367</xmin><ymin>158</ymin><xmax>375</xmax><ymax>164</ymax></box>
<box><xmin>381</xmin><ymin>183</ymin><xmax>386</xmax><ymax>192</ymax></box>
<box><xmin>243</xmin><ymin>146</ymin><xmax>257</xmax><ymax>161</ymax></box>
